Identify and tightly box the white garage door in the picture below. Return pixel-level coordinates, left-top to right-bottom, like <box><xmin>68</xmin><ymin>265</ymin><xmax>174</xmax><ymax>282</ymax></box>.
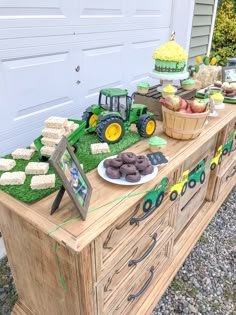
<box><xmin>0</xmin><ymin>0</ymin><xmax>173</xmax><ymax>156</ymax></box>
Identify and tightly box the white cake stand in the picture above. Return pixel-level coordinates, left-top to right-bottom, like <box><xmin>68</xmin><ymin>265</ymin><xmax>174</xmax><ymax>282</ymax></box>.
<box><xmin>149</xmin><ymin>70</ymin><xmax>189</xmax><ymax>92</ymax></box>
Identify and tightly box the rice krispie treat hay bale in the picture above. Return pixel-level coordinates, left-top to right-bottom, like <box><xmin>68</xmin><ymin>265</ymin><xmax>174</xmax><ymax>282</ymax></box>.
<box><xmin>40</xmin><ymin>146</ymin><xmax>56</xmax><ymax>156</ymax></box>
<box><xmin>12</xmin><ymin>148</ymin><xmax>35</xmax><ymax>160</ymax></box>
<box><xmin>30</xmin><ymin>174</ymin><xmax>55</xmax><ymax>190</ymax></box>
<box><xmin>71</xmin><ymin>123</ymin><xmax>79</xmax><ymax>132</ymax></box>
<box><xmin>25</xmin><ymin>162</ymin><xmax>49</xmax><ymax>175</ymax></box>
<box><xmin>41</xmin><ymin>128</ymin><xmax>64</xmax><ymax>139</ymax></box>
<box><xmin>45</xmin><ymin>117</ymin><xmax>68</xmax><ymax>129</ymax></box>
<box><xmin>91</xmin><ymin>143</ymin><xmax>110</xmax><ymax>154</ymax></box>
<box><xmin>0</xmin><ymin>158</ymin><xmax>16</xmax><ymax>171</ymax></box>
<box><xmin>30</xmin><ymin>143</ymin><xmax>37</xmax><ymax>151</ymax></box>
<box><xmin>41</xmin><ymin>137</ymin><xmax>60</xmax><ymax>147</ymax></box>
<box><xmin>65</xmin><ymin>121</ymin><xmax>75</xmax><ymax>132</ymax></box>
<box><xmin>0</xmin><ymin>172</ymin><xmax>26</xmax><ymax>185</ymax></box>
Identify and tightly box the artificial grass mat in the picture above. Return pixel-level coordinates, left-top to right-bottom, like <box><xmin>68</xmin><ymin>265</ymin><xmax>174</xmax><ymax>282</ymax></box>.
<box><xmin>0</xmin><ymin>131</ymin><xmax>141</xmax><ymax>204</ymax></box>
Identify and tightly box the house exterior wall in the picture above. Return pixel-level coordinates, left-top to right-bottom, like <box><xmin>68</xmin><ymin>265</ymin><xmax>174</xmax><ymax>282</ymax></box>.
<box><xmin>188</xmin><ymin>0</ymin><xmax>217</xmax><ymax>65</ymax></box>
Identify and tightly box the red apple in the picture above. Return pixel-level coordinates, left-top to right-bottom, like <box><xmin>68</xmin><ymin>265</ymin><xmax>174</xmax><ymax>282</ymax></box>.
<box><xmin>186</xmin><ymin>106</ymin><xmax>193</xmax><ymax>114</ymax></box>
<box><xmin>189</xmin><ymin>99</ymin><xmax>207</xmax><ymax>113</ymax></box>
<box><xmin>159</xmin><ymin>96</ymin><xmax>181</xmax><ymax>111</ymax></box>
<box><xmin>180</xmin><ymin>98</ymin><xmax>188</xmax><ymax>110</ymax></box>
<box><xmin>179</xmin><ymin>109</ymin><xmax>188</xmax><ymax>113</ymax></box>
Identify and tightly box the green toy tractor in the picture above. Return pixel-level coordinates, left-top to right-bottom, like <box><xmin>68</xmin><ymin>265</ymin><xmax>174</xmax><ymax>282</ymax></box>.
<box><xmin>82</xmin><ymin>88</ymin><xmax>156</xmax><ymax>144</ymax></box>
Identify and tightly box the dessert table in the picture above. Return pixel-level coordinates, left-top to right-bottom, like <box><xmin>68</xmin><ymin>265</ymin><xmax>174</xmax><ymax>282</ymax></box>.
<box><xmin>0</xmin><ymin>104</ymin><xmax>235</xmax><ymax>315</ymax></box>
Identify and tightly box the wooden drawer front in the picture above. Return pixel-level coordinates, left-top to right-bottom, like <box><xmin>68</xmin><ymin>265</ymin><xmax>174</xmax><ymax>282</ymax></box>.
<box><xmin>96</xmin><ymin>207</ymin><xmax>175</xmax><ymax>314</ymax></box>
<box><xmin>95</xmin><ymin>171</ymin><xmax>178</xmax><ymax>278</ymax></box>
<box><xmin>220</xmin><ymin>130</ymin><xmax>236</xmax><ymax>169</ymax></box>
<box><xmin>175</xmin><ymin>137</ymin><xmax>216</xmax><ymax>238</ymax></box>
<box><xmin>107</xmin><ymin>237</ymin><xmax>173</xmax><ymax>315</ymax></box>
<box><xmin>226</xmin><ymin>117</ymin><xmax>236</xmax><ymax>140</ymax></box>
<box><xmin>214</xmin><ymin>154</ymin><xmax>236</xmax><ymax>201</ymax></box>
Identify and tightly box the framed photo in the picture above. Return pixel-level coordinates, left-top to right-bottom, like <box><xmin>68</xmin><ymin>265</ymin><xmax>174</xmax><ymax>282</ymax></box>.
<box><xmin>50</xmin><ymin>137</ymin><xmax>92</xmax><ymax>220</ymax></box>
<box><xmin>222</xmin><ymin>66</ymin><xmax>236</xmax><ymax>82</ymax></box>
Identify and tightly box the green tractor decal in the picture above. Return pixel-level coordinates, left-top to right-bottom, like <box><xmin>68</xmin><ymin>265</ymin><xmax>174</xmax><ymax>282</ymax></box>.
<box><xmin>82</xmin><ymin>88</ymin><xmax>156</xmax><ymax>144</ymax></box>
<box><xmin>210</xmin><ymin>146</ymin><xmax>222</xmax><ymax>171</ymax></box>
<box><xmin>143</xmin><ymin>177</ymin><xmax>169</xmax><ymax>213</ymax></box>
<box><xmin>188</xmin><ymin>159</ymin><xmax>206</xmax><ymax>189</ymax></box>
<box><xmin>169</xmin><ymin>170</ymin><xmax>189</xmax><ymax>202</ymax></box>
<box><xmin>222</xmin><ymin>132</ymin><xmax>234</xmax><ymax>156</ymax></box>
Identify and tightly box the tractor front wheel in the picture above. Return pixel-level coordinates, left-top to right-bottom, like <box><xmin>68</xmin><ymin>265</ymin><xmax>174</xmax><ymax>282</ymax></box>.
<box><xmin>181</xmin><ymin>183</ymin><xmax>187</xmax><ymax>196</ymax></box>
<box><xmin>96</xmin><ymin>116</ymin><xmax>125</xmax><ymax>144</ymax></box>
<box><xmin>200</xmin><ymin>171</ymin><xmax>206</xmax><ymax>184</ymax></box>
<box><xmin>137</xmin><ymin>115</ymin><xmax>156</xmax><ymax>138</ymax></box>
<box><xmin>170</xmin><ymin>191</ymin><xmax>178</xmax><ymax>202</ymax></box>
<box><xmin>188</xmin><ymin>179</ymin><xmax>196</xmax><ymax>189</ymax></box>
<box><xmin>143</xmin><ymin>199</ymin><xmax>153</xmax><ymax>212</ymax></box>
<box><xmin>155</xmin><ymin>191</ymin><xmax>164</xmax><ymax>208</ymax></box>
<box><xmin>82</xmin><ymin>109</ymin><xmax>98</xmax><ymax>130</ymax></box>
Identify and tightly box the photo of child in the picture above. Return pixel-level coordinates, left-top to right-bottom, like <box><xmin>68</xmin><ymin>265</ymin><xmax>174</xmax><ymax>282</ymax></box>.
<box><xmin>59</xmin><ymin>149</ymin><xmax>88</xmax><ymax>206</ymax></box>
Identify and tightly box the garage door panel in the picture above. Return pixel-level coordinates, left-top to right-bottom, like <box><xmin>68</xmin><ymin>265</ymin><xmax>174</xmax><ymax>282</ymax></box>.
<box><xmin>0</xmin><ymin>44</ymin><xmax>81</xmax><ymax>156</ymax></box>
<box><xmin>128</xmin><ymin>29</ymin><xmax>170</xmax><ymax>90</ymax></box>
<box><xmin>0</xmin><ymin>0</ymin><xmax>78</xmax><ymax>28</ymax></box>
<box><xmin>81</xmin><ymin>44</ymin><xmax>124</xmax><ymax>102</ymax></box>
<box><xmin>130</xmin><ymin>0</ymin><xmax>172</xmax><ymax>24</ymax></box>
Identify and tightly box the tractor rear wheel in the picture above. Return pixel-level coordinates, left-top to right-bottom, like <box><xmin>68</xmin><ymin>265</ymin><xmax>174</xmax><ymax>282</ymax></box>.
<box><xmin>96</xmin><ymin>116</ymin><xmax>125</xmax><ymax>144</ymax></box>
<box><xmin>137</xmin><ymin>115</ymin><xmax>156</xmax><ymax>138</ymax></box>
<box><xmin>188</xmin><ymin>179</ymin><xmax>196</xmax><ymax>189</ymax></box>
<box><xmin>82</xmin><ymin>109</ymin><xmax>98</xmax><ymax>130</ymax></box>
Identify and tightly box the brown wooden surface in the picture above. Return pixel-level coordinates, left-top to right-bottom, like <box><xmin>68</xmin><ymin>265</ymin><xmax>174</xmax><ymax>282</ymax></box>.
<box><xmin>0</xmin><ymin>103</ymin><xmax>236</xmax><ymax>315</ymax></box>
<box><xmin>1</xmin><ymin>104</ymin><xmax>236</xmax><ymax>254</ymax></box>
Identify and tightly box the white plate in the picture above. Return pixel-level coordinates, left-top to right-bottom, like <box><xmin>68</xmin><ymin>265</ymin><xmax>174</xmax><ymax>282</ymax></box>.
<box><xmin>97</xmin><ymin>155</ymin><xmax>158</xmax><ymax>186</ymax></box>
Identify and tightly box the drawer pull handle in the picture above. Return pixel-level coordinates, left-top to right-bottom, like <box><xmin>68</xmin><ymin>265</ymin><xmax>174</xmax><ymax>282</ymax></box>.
<box><xmin>226</xmin><ymin>166</ymin><xmax>236</xmax><ymax>181</ymax></box>
<box><xmin>127</xmin><ymin>266</ymin><xmax>154</xmax><ymax>302</ymax></box>
<box><xmin>128</xmin><ymin>233</ymin><xmax>157</xmax><ymax>267</ymax></box>
<box><xmin>130</xmin><ymin>206</ymin><xmax>156</xmax><ymax>225</ymax></box>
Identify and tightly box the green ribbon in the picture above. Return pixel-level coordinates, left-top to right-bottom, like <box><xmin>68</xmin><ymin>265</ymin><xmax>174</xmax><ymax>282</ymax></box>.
<box><xmin>48</xmin><ymin>190</ymin><xmax>151</xmax><ymax>236</ymax></box>
<box><xmin>54</xmin><ymin>241</ymin><xmax>67</xmax><ymax>292</ymax></box>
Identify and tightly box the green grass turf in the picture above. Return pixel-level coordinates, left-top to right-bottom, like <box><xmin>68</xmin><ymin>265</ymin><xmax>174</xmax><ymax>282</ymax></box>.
<box><xmin>0</xmin><ymin>131</ymin><xmax>141</xmax><ymax>203</ymax></box>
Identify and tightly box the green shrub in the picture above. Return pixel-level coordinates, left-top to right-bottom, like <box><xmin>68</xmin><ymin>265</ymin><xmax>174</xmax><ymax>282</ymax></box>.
<box><xmin>211</xmin><ymin>0</ymin><xmax>236</xmax><ymax>65</ymax></box>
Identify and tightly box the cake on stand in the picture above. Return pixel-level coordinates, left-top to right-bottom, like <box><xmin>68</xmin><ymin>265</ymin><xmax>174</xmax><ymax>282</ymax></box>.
<box><xmin>149</xmin><ymin>32</ymin><xmax>189</xmax><ymax>92</ymax></box>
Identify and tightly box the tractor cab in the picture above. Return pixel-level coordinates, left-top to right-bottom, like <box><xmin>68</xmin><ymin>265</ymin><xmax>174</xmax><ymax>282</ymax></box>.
<box><xmin>98</xmin><ymin>88</ymin><xmax>131</xmax><ymax>120</ymax></box>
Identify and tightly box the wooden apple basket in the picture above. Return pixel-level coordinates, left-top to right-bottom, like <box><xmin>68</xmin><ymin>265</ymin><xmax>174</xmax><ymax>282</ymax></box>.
<box><xmin>162</xmin><ymin>106</ymin><xmax>209</xmax><ymax>140</ymax></box>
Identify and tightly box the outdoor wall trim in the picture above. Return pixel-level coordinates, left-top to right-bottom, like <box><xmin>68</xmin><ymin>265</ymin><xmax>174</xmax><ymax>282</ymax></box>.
<box><xmin>207</xmin><ymin>0</ymin><xmax>219</xmax><ymax>55</ymax></box>
<box><xmin>170</xmin><ymin>0</ymin><xmax>195</xmax><ymax>62</ymax></box>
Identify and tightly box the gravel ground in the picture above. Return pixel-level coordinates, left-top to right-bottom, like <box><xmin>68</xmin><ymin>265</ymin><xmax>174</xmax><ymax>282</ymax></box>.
<box><xmin>0</xmin><ymin>187</ymin><xmax>235</xmax><ymax>315</ymax></box>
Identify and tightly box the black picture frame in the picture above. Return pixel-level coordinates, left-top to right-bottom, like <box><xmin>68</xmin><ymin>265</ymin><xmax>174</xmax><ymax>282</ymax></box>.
<box><xmin>222</xmin><ymin>66</ymin><xmax>236</xmax><ymax>82</ymax></box>
<box><xmin>49</xmin><ymin>137</ymin><xmax>92</xmax><ymax>220</ymax></box>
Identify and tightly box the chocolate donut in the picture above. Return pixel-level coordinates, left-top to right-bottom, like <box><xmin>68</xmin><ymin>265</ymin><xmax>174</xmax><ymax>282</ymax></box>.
<box><xmin>120</xmin><ymin>163</ymin><xmax>137</xmax><ymax>175</ymax></box>
<box><xmin>103</xmin><ymin>158</ymin><xmax>112</xmax><ymax>168</ymax></box>
<box><xmin>140</xmin><ymin>164</ymin><xmax>154</xmax><ymax>175</ymax></box>
<box><xmin>126</xmin><ymin>172</ymin><xmax>141</xmax><ymax>183</ymax></box>
<box><xmin>110</xmin><ymin>157</ymin><xmax>123</xmax><ymax>168</ymax></box>
<box><xmin>135</xmin><ymin>157</ymin><xmax>149</xmax><ymax>170</ymax></box>
<box><xmin>122</xmin><ymin>152</ymin><xmax>137</xmax><ymax>164</ymax></box>
<box><xmin>106</xmin><ymin>167</ymin><xmax>121</xmax><ymax>179</ymax></box>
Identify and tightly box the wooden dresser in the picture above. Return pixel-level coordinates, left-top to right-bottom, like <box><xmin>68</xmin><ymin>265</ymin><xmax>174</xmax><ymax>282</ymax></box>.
<box><xmin>0</xmin><ymin>104</ymin><xmax>236</xmax><ymax>315</ymax></box>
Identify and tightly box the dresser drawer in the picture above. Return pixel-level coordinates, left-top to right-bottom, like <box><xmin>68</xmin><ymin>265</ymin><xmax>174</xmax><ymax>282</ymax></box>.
<box><xmin>174</xmin><ymin>137</ymin><xmax>216</xmax><ymax>238</ymax></box>
<box><xmin>95</xmin><ymin>170</ymin><xmax>178</xmax><ymax>278</ymax></box>
<box><xmin>213</xmin><ymin>154</ymin><xmax>236</xmax><ymax>201</ymax></box>
<box><xmin>220</xmin><ymin>130</ymin><xmax>236</xmax><ymax>169</ymax></box>
<box><xmin>107</xmin><ymin>237</ymin><xmax>173</xmax><ymax>315</ymax></box>
<box><xmin>96</xmin><ymin>205</ymin><xmax>175</xmax><ymax>314</ymax></box>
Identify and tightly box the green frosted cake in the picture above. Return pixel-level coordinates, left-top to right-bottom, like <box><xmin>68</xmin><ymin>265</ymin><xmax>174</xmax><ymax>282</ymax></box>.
<box><xmin>152</xmin><ymin>34</ymin><xmax>188</xmax><ymax>74</ymax></box>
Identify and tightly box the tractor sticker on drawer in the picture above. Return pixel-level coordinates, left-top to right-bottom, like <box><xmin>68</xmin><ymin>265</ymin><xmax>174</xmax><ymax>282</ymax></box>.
<box><xmin>169</xmin><ymin>159</ymin><xmax>206</xmax><ymax>202</ymax></box>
